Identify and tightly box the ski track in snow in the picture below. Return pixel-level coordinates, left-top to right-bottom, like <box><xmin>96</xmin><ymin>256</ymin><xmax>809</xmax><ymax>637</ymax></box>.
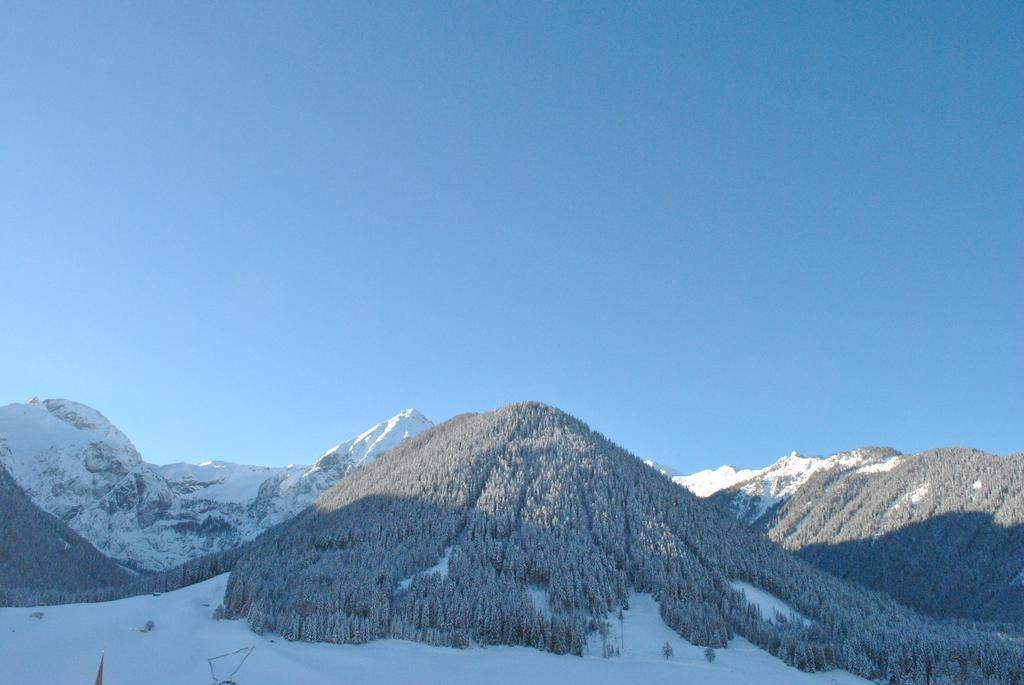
<box><xmin>0</xmin><ymin>575</ymin><xmax>871</xmax><ymax>685</ymax></box>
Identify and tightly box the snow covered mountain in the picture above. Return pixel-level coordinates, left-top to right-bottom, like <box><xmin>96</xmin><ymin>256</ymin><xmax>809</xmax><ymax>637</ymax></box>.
<box><xmin>675</xmin><ymin>448</ymin><xmax>900</xmax><ymax>526</ymax></box>
<box><xmin>248</xmin><ymin>408</ymin><xmax>434</xmax><ymax>527</ymax></box>
<box><xmin>768</xmin><ymin>447</ymin><xmax>1024</xmax><ymax>623</ymax></box>
<box><xmin>675</xmin><ymin>446</ymin><xmax>1024</xmax><ymax>624</ymax></box>
<box><xmin>670</xmin><ymin>465</ymin><xmax>761</xmax><ymax>498</ymax></box>
<box><xmin>0</xmin><ymin>399</ymin><xmax>432</xmax><ymax>570</ymax></box>
<box><xmin>646</xmin><ymin>460</ymin><xmax>776</xmax><ymax>501</ymax></box>
<box><xmin>0</xmin><ymin>398</ymin><xmax>177</xmax><ymax>569</ymax></box>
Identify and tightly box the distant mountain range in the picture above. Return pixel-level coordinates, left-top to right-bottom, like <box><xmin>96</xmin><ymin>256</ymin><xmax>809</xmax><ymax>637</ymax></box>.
<box><xmin>0</xmin><ymin>398</ymin><xmax>432</xmax><ymax>570</ymax></box>
<box><xmin>677</xmin><ymin>446</ymin><xmax>1024</xmax><ymax>623</ymax></box>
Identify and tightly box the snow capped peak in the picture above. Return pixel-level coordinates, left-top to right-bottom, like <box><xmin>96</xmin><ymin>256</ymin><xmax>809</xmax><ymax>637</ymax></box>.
<box><xmin>678</xmin><ymin>447</ymin><xmax>904</xmax><ymax>501</ymax></box>
<box><xmin>315</xmin><ymin>408</ymin><xmax>433</xmax><ymax>471</ymax></box>
<box><xmin>0</xmin><ymin>398</ymin><xmax>141</xmax><ymax>467</ymax></box>
<box><xmin>40</xmin><ymin>398</ymin><xmax>136</xmax><ymax>448</ymax></box>
<box><xmin>247</xmin><ymin>409</ymin><xmax>435</xmax><ymax>531</ymax></box>
<box><xmin>395</xmin><ymin>408</ymin><xmax>430</xmax><ymax>422</ymax></box>
<box><xmin>672</xmin><ymin>465</ymin><xmax>762</xmax><ymax>498</ymax></box>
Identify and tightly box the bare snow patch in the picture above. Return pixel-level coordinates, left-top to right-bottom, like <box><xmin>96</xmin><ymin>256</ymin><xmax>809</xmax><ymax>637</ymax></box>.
<box><xmin>909</xmin><ymin>483</ymin><xmax>930</xmax><ymax>504</ymax></box>
<box><xmin>398</xmin><ymin>547</ymin><xmax>452</xmax><ymax>591</ymax></box>
<box><xmin>527</xmin><ymin>585</ymin><xmax>552</xmax><ymax>618</ymax></box>
<box><xmin>856</xmin><ymin>457</ymin><xmax>901</xmax><ymax>474</ymax></box>
<box><xmin>730</xmin><ymin>581</ymin><xmax>811</xmax><ymax>627</ymax></box>
<box><xmin>890</xmin><ymin>483</ymin><xmax>930</xmax><ymax>514</ymax></box>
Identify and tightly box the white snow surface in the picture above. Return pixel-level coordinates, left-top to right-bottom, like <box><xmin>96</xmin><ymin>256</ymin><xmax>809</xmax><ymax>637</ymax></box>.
<box><xmin>886</xmin><ymin>483</ymin><xmax>932</xmax><ymax>519</ymax></box>
<box><xmin>0</xmin><ymin>399</ymin><xmax>432</xmax><ymax>570</ymax></box>
<box><xmin>0</xmin><ymin>575</ymin><xmax>871</xmax><ymax>685</ymax></box>
<box><xmin>0</xmin><ymin>399</ymin><xmax>143</xmax><ymax>489</ymax></box>
<box><xmin>906</xmin><ymin>482</ymin><xmax>930</xmax><ymax>505</ymax></box>
<box><xmin>329</xmin><ymin>408</ymin><xmax>433</xmax><ymax>468</ymax></box>
<box><xmin>730</xmin><ymin>581</ymin><xmax>811</xmax><ymax>627</ymax></box>
<box><xmin>855</xmin><ymin>456</ymin><xmax>901</xmax><ymax>474</ymax></box>
<box><xmin>527</xmin><ymin>585</ymin><xmax>553</xmax><ymax>618</ymax></box>
<box><xmin>672</xmin><ymin>465</ymin><xmax>760</xmax><ymax>498</ymax></box>
<box><xmin>674</xmin><ymin>452</ymin><xmax>830</xmax><ymax>504</ymax></box>
<box><xmin>156</xmin><ymin>460</ymin><xmax>292</xmax><ymax>504</ymax></box>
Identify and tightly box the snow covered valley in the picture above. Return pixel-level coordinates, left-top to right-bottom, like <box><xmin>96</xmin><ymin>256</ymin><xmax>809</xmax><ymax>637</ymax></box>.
<box><xmin>0</xmin><ymin>575</ymin><xmax>871</xmax><ymax>685</ymax></box>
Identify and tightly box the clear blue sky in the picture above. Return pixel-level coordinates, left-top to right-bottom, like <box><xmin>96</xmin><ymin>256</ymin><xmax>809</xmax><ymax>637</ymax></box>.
<box><xmin>2</xmin><ymin>2</ymin><xmax>1021</xmax><ymax>469</ymax></box>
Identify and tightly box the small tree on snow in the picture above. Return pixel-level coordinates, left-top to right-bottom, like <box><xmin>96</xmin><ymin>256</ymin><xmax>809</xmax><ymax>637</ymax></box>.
<box><xmin>662</xmin><ymin>641</ymin><xmax>674</xmax><ymax>659</ymax></box>
<box><xmin>704</xmin><ymin>646</ymin><xmax>716</xmax><ymax>663</ymax></box>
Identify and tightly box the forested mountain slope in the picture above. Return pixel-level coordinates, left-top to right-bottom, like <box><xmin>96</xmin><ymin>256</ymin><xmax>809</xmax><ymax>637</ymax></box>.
<box><xmin>223</xmin><ymin>403</ymin><xmax>1024</xmax><ymax>685</ymax></box>
<box><xmin>766</xmin><ymin>447</ymin><xmax>1024</xmax><ymax>623</ymax></box>
<box><xmin>0</xmin><ymin>447</ymin><xmax>130</xmax><ymax>599</ymax></box>
<box><xmin>684</xmin><ymin>446</ymin><xmax>1024</xmax><ymax>623</ymax></box>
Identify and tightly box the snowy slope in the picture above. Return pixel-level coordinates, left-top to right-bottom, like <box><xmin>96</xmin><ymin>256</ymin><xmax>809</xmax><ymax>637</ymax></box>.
<box><xmin>672</xmin><ymin>465</ymin><xmax>762</xmax><ymax>498</ymax></box>
<box><xmin>0</xmin><ymin>574</ymin><xmax>871</xmax><ymax>685</ymax></box>
<box><xmin>676</xmin><ymin>448</ymin><xmax>900</xmax><ymax>524</ymax></box>
<box><xmin>155</xmin><ymin>460</ymin><xmax>291</xmax><ymax>504</ymax></box>
<box><xmin>729</xmin><ymin>581</ymin><xmax>811</xmax><ymax>627</ymax></box>
<box><xmin>0</xmin><ymin>399</ymin><xmax>432</xmax><ymax>570</ymax></box>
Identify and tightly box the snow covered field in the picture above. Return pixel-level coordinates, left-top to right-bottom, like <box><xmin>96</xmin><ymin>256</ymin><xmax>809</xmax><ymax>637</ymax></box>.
<box><xmin>0</xmin><ymin>575</ymin><xmax>871</xmax><ymax>685</ymax></box>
